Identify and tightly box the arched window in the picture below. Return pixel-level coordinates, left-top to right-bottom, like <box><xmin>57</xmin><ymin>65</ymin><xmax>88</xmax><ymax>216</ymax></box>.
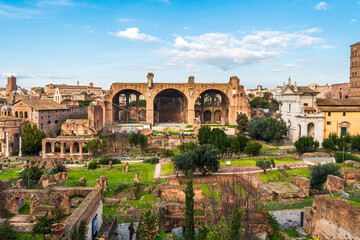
<box><xmin>15</xmin><ymin>111</ymin><xmax>18</xmax><ymax>117</ymax></box>
<box><xmin>24</xmin><ymin>112</ymin><xmax>28</xmax><ymax>118</ymax></box>
<box><xmin>20</xmin><ymin>112</ymin><xmax>23</xmax><ymax>118</ymax></box>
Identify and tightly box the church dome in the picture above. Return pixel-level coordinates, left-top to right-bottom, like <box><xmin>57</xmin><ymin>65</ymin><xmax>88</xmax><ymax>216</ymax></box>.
<box><xmin>1</xmin><ymin>105</ymin><xmax>12</xmax><ymax>111</ymax></box>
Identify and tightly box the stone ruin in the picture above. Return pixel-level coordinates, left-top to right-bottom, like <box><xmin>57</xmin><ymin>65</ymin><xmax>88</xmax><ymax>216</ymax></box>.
<box><xmin>0</xmin><ymin>187</ymin><xmax>103</xmax><ymax>239</ymax></box>
<box><xmin>38</xmin><ymin>171</ymin><xmax>68</xmax><ymax>188</ymax></box>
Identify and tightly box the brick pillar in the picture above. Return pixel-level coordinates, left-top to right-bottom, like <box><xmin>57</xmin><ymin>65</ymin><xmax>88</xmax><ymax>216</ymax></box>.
<box><xmin>51</xmin><ymin>142</ymin><xmax>55</xmax><ymax>154</ymax></box>
<box><xmin>60</xmin><ymin>142</ymin><xmax>64</xmax><ymax>154</ymax></box>
<box><xmin>70</xmin><ymin>143</ymin><xmax>73</xmax><ymax>154</ymax></box>
<box><xmin>79</xmin><ymin>142</ymin><xmax>83</xmax><ymax>155</ymax></box>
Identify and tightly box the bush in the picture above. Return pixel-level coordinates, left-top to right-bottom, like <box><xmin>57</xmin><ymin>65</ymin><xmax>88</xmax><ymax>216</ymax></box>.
<box><xmin>244</xmin><ymin>141</ymin><xmax>262</xmax><ymax>156</ymax></box>
<box><xmin>334</xmin><ymin>151</ymin><xmax>360</xmax><ymax>163</ymax></box>
<box><xmin>248</xmin><ymin>116</ymin><xmax>288</xmax><ymax>142</ymax></box>
<box><xmin>310</xmin><ymin>163</ymin><xmax>342</xmax><ymax>190</ymax></box>
<box><xmin>160</xmin><ymin>149</ymin><xmax>175</xmax><ymax>158</ymax></box>
<box><xmin>88</xmin><ymin>160</ymin><xmax>98</xmax><ymax>170</ymax></box>
<box><xmin>322</xmin><ymin>137</ymin><xmax>336</xmax><ymax>151</ymax></box>
<box><xmin>0</xmin><ymin>221</ymin><xmax>19</xmax><ymax>240</ymax></box>
<box><xmin>294</xmin><ymin>136</ymin><xmax>319</xmax><ymax>153</ymax></box>
<box><xmin>98</xmin><ymin>156</ymin><xmax>121</xmax><ymax>165</ymax></box>
<box><xmin>351</xmin><ymin>135</ymin><xmax>360</xmax><ymax>151</ymax></box>
<box><xmin>19</xmin><ymin>166</ymin><xmax>43</xmax><ymax>189</ymax></box>
<box><xmin>143</xmin><ymin>157</ymin><xmax>159</xmax><ymax>164</ymax></box>
<box><xmin>256</xmin><ymin>158</ymin><xmax>275</xmax><ymax>173</ymax></box>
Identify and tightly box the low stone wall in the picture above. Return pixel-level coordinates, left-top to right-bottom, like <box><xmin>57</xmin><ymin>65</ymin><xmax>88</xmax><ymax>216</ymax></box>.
<box><xmin>304</xmin><ymin>195</ymin><xmax>360</xmax><ymax>240</ymax></box>
<box><xmin>63</xmin><ymin>187</ymin><xmax>103</xmax><ymax>240</ymax></box>
<box><xmin>158</xmin><ymin>185</ymin><xmax>205</xmax><ymax>202</ymax></box>
<box><xmin>340</xmin><ymin>168</ymin><xmax>360</xmax><ymax>185</ymax></box>
<box><xmin>323</xmin><ymin>175</ymin><xmax>344</xmax><ymax>194</ymax></box>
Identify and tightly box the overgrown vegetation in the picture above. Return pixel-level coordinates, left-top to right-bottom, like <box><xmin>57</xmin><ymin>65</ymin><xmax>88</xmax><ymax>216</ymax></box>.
<box><xmin>19</xmin><ymin>166</ymin><xmax>43</xmax><ymax>189</ymax></box>
<box><xmin>248</xmin><ymin>116</ymin><xmax>287</xmax><ymax>142</ymax></box>
<box><xmin>236</xmin><ymin>113</ymin><xmax>248</xmax><ymax>135</ymax></box>
<box><xmin>21</xmin><ymin>122</ymin><xmax>45</xmax><ymax>155</ymax></box>
<box><xmin>310</xmin><ymin>163</ymin><xmax>342</xmax><ymax>190</ymax></box>
<box><xmin>295</xmin><ymin>136</ymin><xmax>319</xmax><ymax>153</ymax></box>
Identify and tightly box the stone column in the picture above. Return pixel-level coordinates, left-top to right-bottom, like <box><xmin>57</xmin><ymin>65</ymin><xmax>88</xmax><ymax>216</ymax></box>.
<box><xmin>51</xmin><ymin>142</ymin><xmax>55</xmax><ymax>154</ymax></box>
<box><xmin>19</xmin><ymin>137</ymin><xmax>22</xmax><ymax>157</ymax></box>
<box><xmin>5</xmin><ymin>132</ymin><xmax>9</xmax><ymax>157</ymax></box>
<box><xmin>60</xmin><ymin>142</ymin><xmax>64</xmax><ymax>155</ymax></box>
<box><xmin>79</xmin><ymin>142</ymin><xmax>83</xmax><ymax>155</ymax></box>
<box><xmin>70</xmin><ymin>143</ymin><xmax>73</xmax><ymax>154</ymax></box>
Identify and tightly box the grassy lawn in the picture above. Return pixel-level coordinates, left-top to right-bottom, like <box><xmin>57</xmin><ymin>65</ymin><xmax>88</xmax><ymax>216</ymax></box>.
<box><xmin>0</xmin><ymin>168</ymin><xmax>22</xmax><ymax>180</ymax></box>
<box><xmin>161</xmin><ymin>162</ymin><xmax>174</xmax><ymax>175</ymax></box>
<box><xmin>65</xmin><ymin>163</ymin><xmax>155</xmax><ymax>187</ymax></box>
<box><xmin>220</xmin><ymin>157</ymin><xmax>301</xmax><ymax>167</ymax></box>
<box><xmin>196</xmin><ymin>183</ymin><xmax>221</xmax><ymax>199</ymax></box>
<box><xmin>19</xmin><ymin>198</ymin><xmax>31</xmax><ymax>214</ymax></box>
<box><xmin>258</xmin><ymin>167</ymin><xmax>310</xmax><ymax>182</ymax></box>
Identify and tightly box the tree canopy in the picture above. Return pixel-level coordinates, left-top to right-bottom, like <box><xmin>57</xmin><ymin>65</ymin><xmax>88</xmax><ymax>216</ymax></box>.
<box><xmin>236</xmin><ymin>113</ymin><xmax>248</xmax><ymax>135</ymax></box>
<box><xmin>248</xmin><ymin>116</ymin><xmax>287</xmax><ymax>142</ymax></box>
<box><xmin>21</xmin><ymin>122</ymin><xmax>45</xmax><ymax>155</ymax></box>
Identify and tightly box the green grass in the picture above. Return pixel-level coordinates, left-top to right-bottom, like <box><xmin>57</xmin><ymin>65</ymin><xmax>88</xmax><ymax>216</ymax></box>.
<box><xmin>18</xmin><ymin>234</ymin><xmax>45</xmax><ymax>240</ymax></box>
<box><xmin>161</xmin><ymin>162</ymin><xmax>174</xmax><ymax>175</ymax></box>
<box><xmin>122</xmin><ymin>194</ymin><xmax>158</xmax><ymax>210</ymax></box>
<box><xmin>220</xmin><ymin>157</ymin><xmax>301</xmax><ymax>167</ymax></box>
<box><xmin>196</xmin><ymin>183</ymin><xmax>221</xmax><ymax>199</ymax></box>
<box><xmin>65</xmin><ymin>163</ymin><xmax>155</xmax><ymax>188</ymax></box>
<box><xmin>258</xmin><ymin>167</ymin><xmax>310</xmax><ymax>182</ymax></box>
<box><xmin>284</xmin><ymin>228</ymin><xmax>300</xmax><ymax>238</ymax></box>
<box><xmin>102</xmin><ymin>204</ymin><xmax>118</xmax><ymax>217</ymax></box>
<box><xmin>0</xmin><ymin>168</ymin><xmax>22</xmax><ymax>179</ymax></box>
<box><xmin>19</xmin><ymin>199</ymin><xmax>31</xmax><ymax>214</ymax></box>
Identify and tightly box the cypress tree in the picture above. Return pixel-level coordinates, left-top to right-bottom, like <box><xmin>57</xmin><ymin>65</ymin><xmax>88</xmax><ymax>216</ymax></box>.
<box><xmin>185</xmin><ymin>173</ymin><xmax>195</xmax><ymax>240</ymax></box>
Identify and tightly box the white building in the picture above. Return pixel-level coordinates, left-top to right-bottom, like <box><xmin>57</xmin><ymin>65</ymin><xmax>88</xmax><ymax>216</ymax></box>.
<box><xmin>277</xmin><ymin>78</ymin><xmax>324</xmax><ymax>144</ymax></box>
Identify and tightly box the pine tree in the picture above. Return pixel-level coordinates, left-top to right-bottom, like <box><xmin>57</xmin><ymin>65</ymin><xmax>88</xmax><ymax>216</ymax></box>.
<box><xmin>230</xmin><ymin>204</ymin><xmax>243</xmax><ymax>239</ymax></box>
<box><xmin>185</xmin><ymin>173</ymin><xmax>195</xmax><ymax>240</ymax></box>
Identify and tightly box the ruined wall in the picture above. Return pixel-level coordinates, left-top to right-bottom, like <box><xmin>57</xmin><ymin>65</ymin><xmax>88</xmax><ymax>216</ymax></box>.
<box><xmin>304</xmin><ymin>195</ymin><xmax>360</xmax><ymax>240</ymax></box>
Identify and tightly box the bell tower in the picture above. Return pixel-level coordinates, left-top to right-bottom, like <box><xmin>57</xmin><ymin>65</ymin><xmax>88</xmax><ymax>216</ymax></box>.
<box><xmin>349</xmin><ymin>42</ymin><xmax>360</xmax><ymax>98</ymax></box>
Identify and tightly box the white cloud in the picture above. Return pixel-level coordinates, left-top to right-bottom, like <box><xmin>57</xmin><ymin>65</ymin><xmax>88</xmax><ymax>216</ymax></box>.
<box><xmin>305</xmin><ymin>27</ymin><xmax>322</xmax><ymax>33</ymax></box>
<box><xmin>118</xmin><ymin>18</ymin><xmax>130</xmax><ymax>22</ymax></box>
<box><xmin>109</xmin><ymin>27</ymin><xmax>162</xmax><ymax>42</ymax></box>
<box><xmin>298</xmin><ymin>58</ymin><xmax>315</xmax><ymax>64</ymax></box>
<box><xmin>272</xmin><ymin>69</ymin><xmax>284</xmax><ymax>73</ymax></box>
<box><xmin>159</xmin><ymin>29</ymin><xmax>323</xmax><ymax>70</ymax></box>
<box><xmin>317</xmin><ymin>44</ymin><xmax>335</xmax><ymax>49</ymax></box>
<box><xmin>2</xmin><ymin>72</ymin><xmax>18</xmax><ymax>77</ymax></box>
<box><xmin>124</xmin><ymin>65</ymin><xmax>162</xmax><ymax>71</ymax></box>
<box><xmin>285</xmin><ymin>64</ymin><xmax>297</xmax><ymax>68</ymax></box>
<box><xmin>0</xmin><ymin>3</ymin><xmax>40</xmax><ymax>19</ymax></box>
<box><xmin>351</xmin><ymin>19</ymin><xmax>356</xmax><ymax>23</ymax></box>
<box><xmin>315</xmin><ymin>2</ymin><xmax>328</xmax><ymax>10</ymax></box>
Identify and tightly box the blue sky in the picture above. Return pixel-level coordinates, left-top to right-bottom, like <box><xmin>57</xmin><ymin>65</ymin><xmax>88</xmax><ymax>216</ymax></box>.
<box><xmin>0</xmin><ymin>0</ymin><xmax>359</xmax><ymax>89</ymax></box>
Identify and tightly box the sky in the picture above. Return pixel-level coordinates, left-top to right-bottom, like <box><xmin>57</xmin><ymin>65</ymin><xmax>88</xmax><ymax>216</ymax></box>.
<box><xmin>0</xmin><ymin>0</ymin><xmax>359</xmax><ymax>90</ymax></box>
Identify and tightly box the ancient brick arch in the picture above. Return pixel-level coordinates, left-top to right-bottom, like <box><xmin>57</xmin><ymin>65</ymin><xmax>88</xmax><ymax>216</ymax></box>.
<box><xmin>102</xmin><ymin>73</ymin><xmax>250</xmax><ymax>126</ymax></box>
<box><xmin>153</xmin><ymin>88</ymin><xmax>188</xmax><ymax>124</ymax></box>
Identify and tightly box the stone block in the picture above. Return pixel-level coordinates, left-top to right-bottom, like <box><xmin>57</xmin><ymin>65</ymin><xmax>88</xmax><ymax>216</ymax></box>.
<box><xmin>291</xmin><ymin>175</ymin><xmax>310</xmax><ymax>196</ymax></box>
<box><xmin>79</xmin><ymin>177</ymin><xmax>87</xmax><ymax>186</ymax></box>
<box><xmin>16</xmin><ymin>179</ymin><xmax>26</xmax><ymax>188</ymax></box>
<box><xmin>324</xmin><ymin>175</ymin><xmax>344</xmax><ymax>194</ymax></box>
<box><xmin>134</xmin><ymin>173</ymin><xmax>139</xmax><ymax>183</ymax></box>
<box><xmin>167</xmin><ymin>177</ymin><xmax>180</xmax><ymax>186</ymax></box>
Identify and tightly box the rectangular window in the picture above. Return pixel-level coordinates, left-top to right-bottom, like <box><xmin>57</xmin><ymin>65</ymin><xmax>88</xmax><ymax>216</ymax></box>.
<box><xmin>303</xmin><ymin>103</ymin><xmax>308</xmax><ymax>106</ymax></box>
<box><xmin>328</xmin><ymin>112</ymin><xmax>331</xmax><ymax>116</ymax></box>
<box><xmin>343</xmin><ymin>112</ymin><xmax>346</xmax><ymax>116</ymax></box>
<box><xmin>327</xmin><ymin>121</ymin><xmax>331</xmax><ymax>125</ymax></box>
<box><xmin>341</xmin><ymin>127</ymin><xmax>347</xmax><ymax>136</ymax></box>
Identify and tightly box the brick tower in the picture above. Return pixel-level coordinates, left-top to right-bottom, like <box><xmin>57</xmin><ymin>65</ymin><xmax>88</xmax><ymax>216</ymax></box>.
<box><xmin>349</xmin><ymin>42</ymin><xmax>360</xmax><ymax>98</ymax></box>
<box><xmin>5</xmin><ymin>76</ymin><xmax>17</xmax><ymax>95</ymax></box>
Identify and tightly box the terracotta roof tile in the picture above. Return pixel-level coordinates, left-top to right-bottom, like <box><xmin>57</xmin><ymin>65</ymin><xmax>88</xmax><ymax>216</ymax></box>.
<box><xmin>14</xmin><ymin>99</ymin><xmax>69</xmax><ymax>111</ymax></box>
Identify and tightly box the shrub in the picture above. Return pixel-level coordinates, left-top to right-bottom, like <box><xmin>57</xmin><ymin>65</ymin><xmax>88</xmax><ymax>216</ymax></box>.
<box><xmin>334</xmin><ymin>151</ymin><xmax>360</xmax><ymax>163</ymax></box>
<box><xmin>98</xmin><ymin>156</ymin><xmax>121</xmax><ymax>165</ymax></box>
<box><xmin>294</xmin><ymin>136</ymin><xmax>319</xmax><ymax>153</ymax></box>
<box><xmin>198</xmin><ymin>125</ymin><xmax>212</xmax><ymax>145</ymax></box>
<box><xmin>322</xmin><ymin>138</ymin><xmax>336</xmax><ymax>151</ymax></box>
<box><xmin>88</xmin><ymin>160</ymin><xmax>98</xmax><ymax>170</ymax></box>
<box><xmin>351</xmin><ymin>135</ymin><xmax>360</xmax><ymax>151</ymax></box>
<box><xmin>143</xmin><ymin>157</ymin><xmax>159</xmax><ymax>164</ymax></box>
<box><xmin>310</xmin><ymin>163</ymin><xmax>342</xmax><ymax>190</ymax></box>
<box><xmin>178</xmin><ymin>141</ymin><xmax>198</xmax><ymax>153</ymax></box>
<box><xmin>19</xmin><ymin>166</ymin><xmax>43</xmax><ymax>189</ymax></box>
<box><xmin>0</xmin><ymin>221</ymin><xmax>19</xmax><ymax>240</ymax></box>
<box><xmin>113</xmin><ymin>184</ymin><xmax>131</xmax><ymax>194</ymax></box>
<box><xmin>256</xmin><ymin>158</ymin><xmax>275</xmax><ymax>173</ymax></box>
<box><xmin>244</xmin><ymin>141</ymin><xmax>262</xmax><ymax>156</ymax></box>
<box><xmin>248</xmin><ymin>116</ymin><xmax>288</xmax><ymax>142</ymax></box>
<box><xmin>160</xmin><ymin>149</ymin><xmax>175</xmax><ymax>158</ymax></box>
